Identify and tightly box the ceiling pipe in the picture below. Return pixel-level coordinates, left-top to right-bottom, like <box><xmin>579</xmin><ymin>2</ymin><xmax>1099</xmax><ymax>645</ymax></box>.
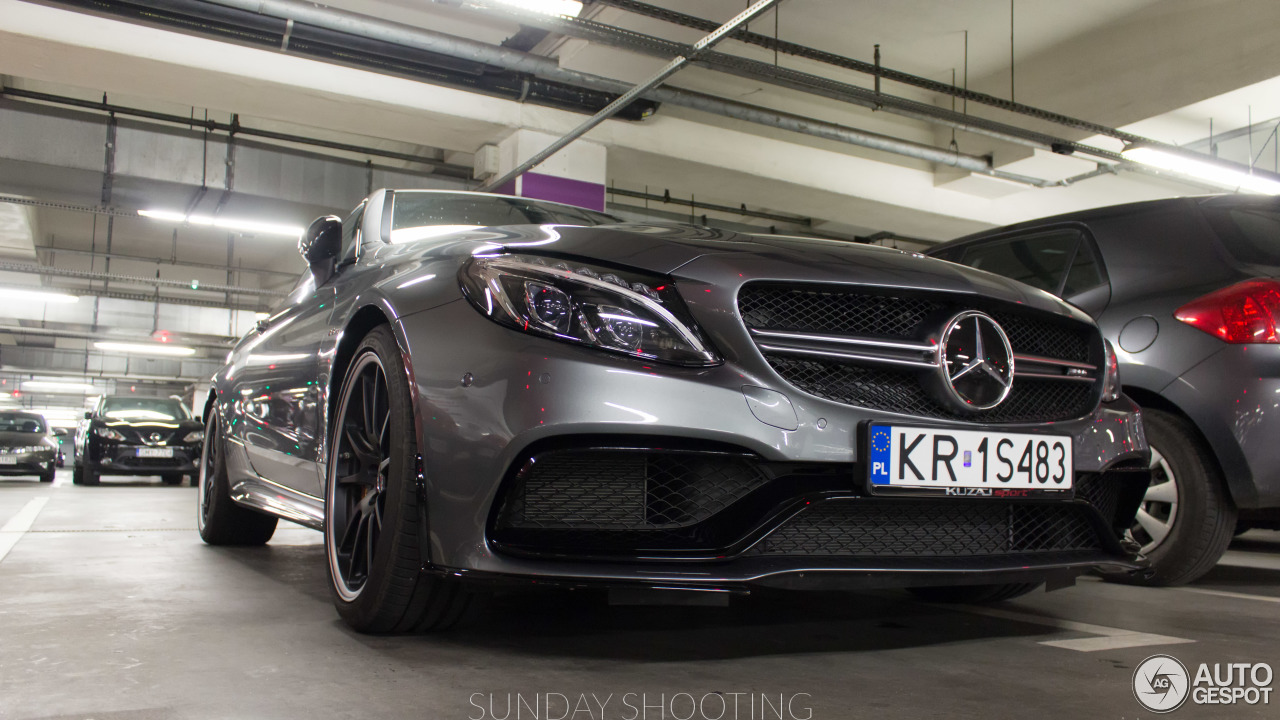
<box><xmin>479</xmin><ymin>0</ymin><xmax>787</xmax><ymax>192</ymax></box>
<box><xmin>0</xmin><ymin>87</ymin><xmax>469</xmax><ymax>177</ymax></box>
<box><xmin>0</xmin><ymin>261</ymin><xmax>287</xmax><ymax>298</ymax></box>
<box><xmin>39</xmin><ymin>245</ymin><xmax>299</xmax><ymax>280</ymax></box>
<box><xmin>460</xmin><ymin>2</ymin><xmax>1124</xmax><ymax>164</ymax></box>
<box><xmin>0</xmin><ymin>324</ymin><xmax>234</xmax><ymax>349</ymax></box>
<box><xmin>195</xmin><ymin>0</ymin><xmax>1044</xmax><ymax>185</ymax></box>
<box><xmin>595</xmin><ymin>0</ymin><xmax>1151</xmax><ymax>148</ymax></box>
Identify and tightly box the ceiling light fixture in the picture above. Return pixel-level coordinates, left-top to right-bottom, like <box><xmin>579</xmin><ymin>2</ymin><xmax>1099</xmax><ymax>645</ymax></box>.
<box><xmin>21</xmin><ymin>380</ymin><xmax>98</xmax><ymax>394</ymax></box>
<box><xmin>477</xmin><ymin>0</ymin><xmax>584</xmax><ymax>17</ymax></box>
<box><xmin>95</xmin><ymin>341</ymin><xmax>197</xmax><ymax>357</ymax></box>
<box><xmin>0</xmin><ymin>287</ymin><xmax>80</xmax><ymax>303</ymax></box>
<box><xmin>137</xmin><ymin>209</ymin><xmax>306</xmax><ymax>238</ymax></box>
<box><xmin>1122</xmin><ymin>146</ymin><xmax>1280</xmax><ymax>195</ymax></box>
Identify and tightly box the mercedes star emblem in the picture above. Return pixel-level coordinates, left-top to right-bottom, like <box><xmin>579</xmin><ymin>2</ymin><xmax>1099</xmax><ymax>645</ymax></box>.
<box><xmin>938</xmin><ymin>311</ymin><xmax>1015</xmax><ymax>411</ymax></box>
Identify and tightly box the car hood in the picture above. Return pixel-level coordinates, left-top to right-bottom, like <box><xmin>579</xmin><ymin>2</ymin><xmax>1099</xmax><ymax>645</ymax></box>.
<box><xmin>479</xmin><ymin>223</ymin><xmax>1090</xmax><ymax>322</ymax></box>
<box><xmin>0</xmin><ymin>431</ymin><xmax>50</xmax><ymax>447</ymax></box>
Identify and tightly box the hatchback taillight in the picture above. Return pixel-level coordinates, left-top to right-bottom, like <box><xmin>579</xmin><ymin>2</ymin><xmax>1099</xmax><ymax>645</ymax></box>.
<box><xmin>1174</xmin><ymin>278</ymin><xmax>1280</xmax><ymax>343</ymax></box>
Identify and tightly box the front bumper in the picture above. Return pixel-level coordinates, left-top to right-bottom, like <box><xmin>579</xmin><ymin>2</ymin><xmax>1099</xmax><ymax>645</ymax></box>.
<box><xmin>0</xmin><ymin>450</ymin><xmax>56</xmax><ymax>476</ymax></box>
<box><xmin>87</xmin><ymin>443</ymin><xmax>199</xmax><ymax>475</ymax></box>
<box><xmin>397</xmin><ymin>301</ymin><xmax>1149</xmax><ymax>588</ymax></box>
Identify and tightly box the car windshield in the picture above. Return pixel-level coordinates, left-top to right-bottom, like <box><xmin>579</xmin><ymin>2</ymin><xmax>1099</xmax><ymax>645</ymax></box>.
<box><xmin>389</xmin><ymin>192</ymin><xmax>618</xmax><ymax>244</ymax></box>
<box><xmin>102</xmin><ymin>397</ymin><xmax>189</xmax><ymax>422</ymax></box>
<box><xmin>0</xmin><ymin>413</ymin><xmax>45</xmax><ymax>433</ymax></box>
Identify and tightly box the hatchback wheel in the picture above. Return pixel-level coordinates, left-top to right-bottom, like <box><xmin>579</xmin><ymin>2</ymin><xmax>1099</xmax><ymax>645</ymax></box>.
<box><xmin>325</xmin><ymin>326</ymin><xmax>469</xmax><ymax>634</ymax></box>
<box><xmin>1104</xmin><ymin>409</ymin><xmax>1236</xmax><ymax>586</ymax></box>
<box><xmin>197</xmin><ymin>410</ymin><xmax>277</xmax><ymax>545</ymax></box>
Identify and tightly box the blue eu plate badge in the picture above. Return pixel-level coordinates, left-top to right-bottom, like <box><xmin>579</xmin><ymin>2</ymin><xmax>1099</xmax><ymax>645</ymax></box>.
<box><xmin>869</xmin><ymin>425</ymin><xmax>892</xmax><ymax>485</ymax></box>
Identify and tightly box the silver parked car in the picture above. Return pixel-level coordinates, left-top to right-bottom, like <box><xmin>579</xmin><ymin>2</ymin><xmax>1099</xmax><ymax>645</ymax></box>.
<box><xmin>198</xmin><ymin>189</ymin><xmax>1151</xmax><ymax>633</ymax></box>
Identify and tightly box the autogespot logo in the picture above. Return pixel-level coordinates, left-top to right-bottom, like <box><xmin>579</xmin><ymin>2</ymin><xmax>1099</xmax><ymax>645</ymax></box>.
<box><xmin>1133</xmin><ymin>654</ymin><xmax>1191</xmax><ymax>713</ymax></box>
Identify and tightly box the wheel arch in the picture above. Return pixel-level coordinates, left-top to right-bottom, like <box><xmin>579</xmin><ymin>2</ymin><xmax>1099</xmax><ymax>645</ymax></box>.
<box><xmin>326</xmin><ymin>299</ymin><xmax>433</xmax><ymax>568</ymax></box>
<box><xmin>1122</xmin><ymin>383</ymin><xmax>1248</xmax><ymax>506</ymax></box>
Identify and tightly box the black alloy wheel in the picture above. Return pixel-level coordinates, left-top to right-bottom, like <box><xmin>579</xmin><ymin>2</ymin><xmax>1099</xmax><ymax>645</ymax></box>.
<box><xmin>328</xmin><ymin>350</ymin><xmax>392</xmax><ymax>602</ymax></box>
<box><xmin>197</xmin><ymin>409</ymin><xmax>277</xmax><ymax>545</ymax></box>
<box><xmin>324</xmin><ymin>326</ymin><xmax>470</xmax><ymax>633</ymax></box>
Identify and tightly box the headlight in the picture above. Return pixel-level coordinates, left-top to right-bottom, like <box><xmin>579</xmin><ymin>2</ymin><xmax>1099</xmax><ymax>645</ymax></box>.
<box><xmin>460</xmin><ymin>254</ymin><xmax>720</xmax><ymax>366</ymax></box>
<box><xmin>1102</xmin><ymin>339</ymin><xmax>1121</xmax><ymax>402</ymax></box>
<box><xmin>184</xmin><ymin>431</ymin><xmax>205</xmax><ymax>443</ymax></box>
<box><xmin>94</xmin><ymin>426</ymin><xmax>126</xmax><ymax>441</ymax></box>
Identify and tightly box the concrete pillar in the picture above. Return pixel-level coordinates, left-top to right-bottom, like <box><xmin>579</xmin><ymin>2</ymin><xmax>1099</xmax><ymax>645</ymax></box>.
<box><xmin>493</xmin><ymin>129</ymin><xmax>607</xmax><ymax>212</ymax></box>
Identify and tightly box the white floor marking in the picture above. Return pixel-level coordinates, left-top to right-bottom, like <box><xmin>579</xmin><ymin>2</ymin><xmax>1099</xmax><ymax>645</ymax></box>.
<box><xmin>1218</xmin><ymin>550</ymin><xmax>1280</xmax><ymax>571</ymax></box>
<box><xmin>1178</xmin><ymin>587</ymin><xmax>1280</xmax><ymax>604</ymax></box>
<box><xmin>0</xmin><ymin>497</ymin><xmax>50</xmax><ymax>564</ymax></box>
<box><xmin>952</xmin><ymin>604</ymin><xmax>1195</xmax><ymax>652</ymax></box>
<box><xmin>51</xmin><ymin>474</ymin><xmax>66</xmax><ymax>488</ymax></box>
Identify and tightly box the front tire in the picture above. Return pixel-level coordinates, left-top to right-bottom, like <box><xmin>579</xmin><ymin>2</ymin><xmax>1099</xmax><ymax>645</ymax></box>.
<box><xmin>909</xmin><ymin>583</ymin><xmax>1042</xmax><ymax>604</ymax></box>
<box><xmin>39</xmin><ymin>467</ymin><xmax>55</xmax><ymax>483</ymax></box>
<box><xmin>325</xmin><ymin>326</ymin><xmax>469</xmax><ymax>634</ymax></box>
<box><xmin>1104</xmin><ymin>409</ymin><xmax>1237</xmax><ymax>586</ymax></box>
<box><xmin>73</xmin><ymin>464</ymin><xmax>99</xmax><ymax>486</ymax></box>
<box><xmin>197</xmin><ymin>410</ymin><xmax>277</xmax><ymax>546</ymax></box>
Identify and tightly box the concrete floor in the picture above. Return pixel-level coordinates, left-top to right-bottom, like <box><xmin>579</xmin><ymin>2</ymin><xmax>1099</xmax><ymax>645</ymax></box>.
<box><xmin>1</xmin><ymin>471</ymin><xmax>1277</xmax><ymax>720</ymax></box>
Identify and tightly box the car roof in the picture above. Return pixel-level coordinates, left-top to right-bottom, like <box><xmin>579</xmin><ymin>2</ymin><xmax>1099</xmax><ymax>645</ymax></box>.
<box><xmin>938</xmin><ymin>194</ymin><xmax>1280</xmax><ymax>251</ymax></box>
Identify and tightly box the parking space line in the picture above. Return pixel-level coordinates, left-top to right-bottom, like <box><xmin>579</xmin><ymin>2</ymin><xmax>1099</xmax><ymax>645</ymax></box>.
<box><xmin>0</xmin><ymin>497</ymin><xmax>50</xmax><ymax>564</ymax></box>
<box><xmin>1178</xmin><ymin>587</ymin><xmax>1280</xmax><ymax>604</ymax></box>
<box><xmin>951</xmin><ymin>604</ymin><xmax>1195</xmax><ymax>652</ymax></box>
<box><xmin>51</xmin><ymin>474</ymin><xmax>66</xmax><ymax>488</ymax></box>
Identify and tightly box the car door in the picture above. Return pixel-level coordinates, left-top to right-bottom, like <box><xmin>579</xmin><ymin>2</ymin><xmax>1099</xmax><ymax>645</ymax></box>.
<box><xmin>941</xmin><ymin>227</ymin><xmax>1112</xmax><ymax>318</ymax></box>
<box><xmin>228</xmin><ymin>205</ymin><xmax>365</xmax><ymax>498</ymax></box>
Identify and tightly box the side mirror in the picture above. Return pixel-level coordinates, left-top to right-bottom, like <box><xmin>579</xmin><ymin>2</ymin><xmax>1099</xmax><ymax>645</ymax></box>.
<box><xmin>300</xmin><ymin>215</ymin><xmax>343</xmax><ymax>285</ymax></box>
<box><xmin>84</xmin><ymin>411</ymin><xmax>92</xmax><ymax>420</ymax></box>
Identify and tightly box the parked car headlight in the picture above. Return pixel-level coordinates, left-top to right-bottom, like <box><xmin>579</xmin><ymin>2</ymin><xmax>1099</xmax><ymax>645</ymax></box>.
<box><xmin>184</xmin><ymin>431</ymin><xmax>205</xmax><ymax>443</ymax></box>
<box><xmin>1102</xmin><ymin>339</ymin><xmax>1121</xmax><ymax>402</ymax></box>
<box><xmin>460</xmin><ymin>254</ymin><xmax>720</xmax><ymax>366</ymax></box>
<box><xmin>94</xmin><ymin>426</ymin><xmax>126</xmax><ymax>441</ymax></box>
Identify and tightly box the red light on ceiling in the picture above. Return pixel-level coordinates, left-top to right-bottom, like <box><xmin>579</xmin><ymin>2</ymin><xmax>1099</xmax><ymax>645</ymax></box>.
<box><xmin>130</xmin><ymin>385</ymin><xmax>136</xmax><ymax>392</ymax></box>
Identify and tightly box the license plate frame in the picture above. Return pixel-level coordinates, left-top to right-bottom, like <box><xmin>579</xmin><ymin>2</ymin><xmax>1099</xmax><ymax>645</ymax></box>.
<box><xmin>0</xmin><ymin>456</ymin><xmax>16</xmax><ymax>465</ymax></box>
<box><xmin>136</xmin><ymin>447</ymin><xmax>174</xmax><ymax>459</ymax></box>
<box><xmin>864</xmin><ymin>422</ymin><xmax>1074</xmax><ymax>499</ymax></box>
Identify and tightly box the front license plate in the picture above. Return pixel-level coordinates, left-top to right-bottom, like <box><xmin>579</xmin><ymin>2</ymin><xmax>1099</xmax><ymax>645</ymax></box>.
<box><xmin>867</xmin><ymin>424</ymin><xmax>1073</xmax><ymax>497</ymax></box>
<box><xmin>0</xmin><ymin>456</ymin><xmax>16</xmax><ymax>465</ymax></box>
<box><xmin>136</xmin><ymin>448</ymin><xmax>174</xmax><ymax>458</ymax></box>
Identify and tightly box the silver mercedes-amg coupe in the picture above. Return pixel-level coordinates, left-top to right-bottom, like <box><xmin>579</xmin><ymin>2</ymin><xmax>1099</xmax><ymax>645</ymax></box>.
<box><xmin>198</xmin><ymin>189</ymin><xmax>1152</xmax><ymax>633</ymax></box>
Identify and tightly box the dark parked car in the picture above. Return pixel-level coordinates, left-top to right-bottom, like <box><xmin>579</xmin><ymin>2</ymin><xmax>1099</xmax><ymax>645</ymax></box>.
<box><xmin>0</xmin><ymin>411</ymin><xmax>58</xmax><ymax>483</ymax></box>
<box><xmin>74</xmin><ymin>395</ymin><xmax>204</xmax><ymax>486</ymax></box>
<box><xmin>929</xmin><ymin>195</ymin><xmax>1280</xmax><ymax>586</ymax></box>
<box><xmin>197</xmin><ymin>189</ymin><xmax>1151</xmax><ymax>633</ymax></box>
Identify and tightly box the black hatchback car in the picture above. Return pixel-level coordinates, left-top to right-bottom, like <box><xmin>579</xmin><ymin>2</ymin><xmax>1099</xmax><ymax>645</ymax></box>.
<box><xmin>0</xmin><ymin>411</ymin><xmax>59</xmax><ymax>483</ymax></box>
<box><xmin>74</xmin><ymin>395</ymin><xmax>204</xmax><ymax>486</ymax></box>
<box><xmin>929</xmin><ymin>195</ymin><xmax>1280</xmax><ymax>585</ymax></box>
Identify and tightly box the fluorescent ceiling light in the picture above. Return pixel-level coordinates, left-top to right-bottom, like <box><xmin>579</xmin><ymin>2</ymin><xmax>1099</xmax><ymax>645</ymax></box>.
<box><xmin>21</xmin><ymin>380</ymin><xmax>98</xmax><ymax>393</ymax></box>
<box><xmin>137</xmin><ymin>209</ymin><xmax>306</xmax><ymax>238</ymax></box>
<box><xmin>479</xmin><ymin>0</ymin><xmax>583</xmax><ymax>17</ymax></box>
<box><xmin>95</xmin><ymin>341</ymin><xmax>196</xmax><ymax>357</ymax></box>
<box><xmin>0</xmin><ymin>287</ymin><xmax>79</xmax><ymax>303</ymax></box>
<box><xmin>1122</xmin><ymin>146</ymin><xmax>1280</xmax><ymax>195</ymax></box>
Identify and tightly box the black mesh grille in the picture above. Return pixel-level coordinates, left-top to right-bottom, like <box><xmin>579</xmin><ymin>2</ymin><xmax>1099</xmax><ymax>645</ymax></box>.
<box><xmin>737</xmin><ymin>283</ymin><xmax>1099</xmax><ymax>422</ymax></box>
<box><xmin>738</xmin><ymin>286</ymin><xmax>940</xmax><ymax>338</ymax></box>
<box><xmin>757</xmin><ymin>500</ymin><xmax>1102</xmax><ymax>557</ymax></box>
<box><xmin>991</xmin><ymin>311</ymin><xmax>1091</xmax><ymax>363</ymax></box>
<box><xmin>496</xmin><ymin>451</ymin><xmax>769</xmax><ymax>532</ymax></box>
<box><xmin>764</xmin><ymin>355</ymin><xmax>1096</xmax><ymax>423</ymax></box>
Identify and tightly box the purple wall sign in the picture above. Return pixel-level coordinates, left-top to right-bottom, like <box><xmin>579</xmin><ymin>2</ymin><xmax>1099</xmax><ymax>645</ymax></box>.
<box><xmin>516</xmin><ymin>172</ymin><xmax>606</xmax><ymax>212</ymax></box>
